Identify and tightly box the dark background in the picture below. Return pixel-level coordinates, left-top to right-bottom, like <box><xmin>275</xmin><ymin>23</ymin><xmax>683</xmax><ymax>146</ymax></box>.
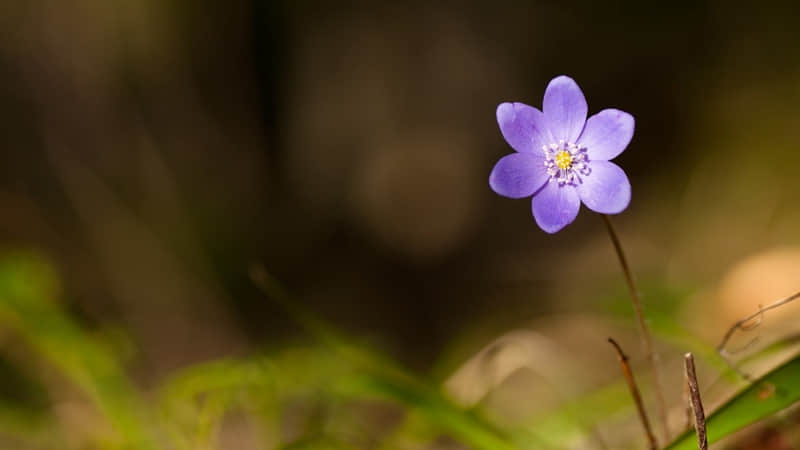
<box><xmin>2</xmin><ymin>0</ymin><xmax>800</xmax><ymax>379</ymax></box>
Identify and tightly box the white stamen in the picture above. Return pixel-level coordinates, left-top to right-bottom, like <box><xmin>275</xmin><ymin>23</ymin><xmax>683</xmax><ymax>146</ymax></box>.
<box><xmin>542</xmin><ymin>140</ymin><xmax>591</xmax><ymax>186</ymax></box>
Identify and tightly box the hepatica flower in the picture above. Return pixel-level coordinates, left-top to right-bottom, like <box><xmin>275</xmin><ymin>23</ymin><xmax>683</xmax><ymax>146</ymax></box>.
<box><xmin>489</xmin><ymin>76</ymin><xmax>634</xmax><ymax>233</ymax></box>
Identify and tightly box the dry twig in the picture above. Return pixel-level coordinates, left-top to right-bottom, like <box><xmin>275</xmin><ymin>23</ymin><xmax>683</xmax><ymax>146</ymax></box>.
<box><xmin>684</xmin><ymin>353</ymin><xmax>708</xmax><ymax>450</ymax></box>
<box><xmin>717</xmin><ymin>291</ymin><xmax>800</xmax><ymax>380</ymax></box>
<box><xmin>717</xmin><ymin>291</ymin><xmax>800</xmax><ymax>356</ymax></box>
<box><xmin>608</xmin><ymin>338</ymin><xmax>658</xmax><ymax>450</ymax></box>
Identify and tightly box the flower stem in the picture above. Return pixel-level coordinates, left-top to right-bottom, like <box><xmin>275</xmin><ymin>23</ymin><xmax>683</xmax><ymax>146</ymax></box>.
<box><xmin>601</xmin><ymin>214</ymin><xmax>669</xmax><ymax>442</ymax></box>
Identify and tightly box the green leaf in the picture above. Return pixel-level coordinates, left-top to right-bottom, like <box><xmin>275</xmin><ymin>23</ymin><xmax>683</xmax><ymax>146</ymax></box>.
<box><xmin>666</xmin><ymin>354</ymin><xmax>800</xmax><ymax>449</ymax></box>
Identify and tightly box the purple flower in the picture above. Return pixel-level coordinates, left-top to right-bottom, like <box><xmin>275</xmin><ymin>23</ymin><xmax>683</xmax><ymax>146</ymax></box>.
<box><xmin>489</xmin><ymin>76</ymin><xmax>634</xmax><ymax>233</ymax></box>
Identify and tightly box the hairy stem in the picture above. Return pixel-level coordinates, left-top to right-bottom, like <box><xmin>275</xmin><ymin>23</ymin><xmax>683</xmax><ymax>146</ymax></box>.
<box><xmin>601</xmin><ymin>214</ymin><xmax>669</xmax><ymax>441</ymax></box>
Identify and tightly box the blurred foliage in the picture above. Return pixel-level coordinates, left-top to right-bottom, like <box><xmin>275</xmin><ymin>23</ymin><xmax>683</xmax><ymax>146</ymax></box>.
<box><xmin>0</xmin><ymin>251</ymin><xmax>799</xmax><ymax>449</ymax></box>
<box><xmin>0</xmin><ymin>251</ymin><xmax>156</xmax><ymax>449</ymax></box>
<box><xmin>0</xmin><ymin>253</ymin><xmax>522</xmax><ymax>449</ymax></box>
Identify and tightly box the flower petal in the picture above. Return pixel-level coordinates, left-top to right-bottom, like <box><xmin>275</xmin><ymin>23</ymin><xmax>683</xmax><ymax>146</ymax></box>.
<box><xmin>576</xmin><ymin>161</ymin><xmax>631</xmax><ymax>214</ymax></box>
<box><xmin>489</xmin><ymin>153</ymin><xmax>549</xmax><ymax>199</ymax></box>
<box><xmin>496</xmin><ymin>102</ymin><xmax>551</xmax><ymax>153</ymax></box>
<box><xmin>543</xmin><ymin>75</ymin><xmax>588</xmax><ymax>143</ymax></box>
<box><xmin>578</xmin><ymin>109</ymin><xmax>634</xmax><ymax>161</ymax></box>
<box><xmin>531</xmin><ymin>182</ymin><xmax>581</xmax><ymax>233</ymax></box>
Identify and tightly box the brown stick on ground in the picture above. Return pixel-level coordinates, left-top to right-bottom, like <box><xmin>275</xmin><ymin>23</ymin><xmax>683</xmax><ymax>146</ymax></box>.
<box><xmin>684</xmin><ymin>353</ymin><xmax>708</xmax><ymax>450</ymax></box>
<box><xmin>602</xmin><ymin>215</ymin><xmax>669</xmax><ymax>441</ymax></box>
<box><xmin>608</xmin><ymin>338</ymin><xmax>658</xmax><ymax>450</ymax></box>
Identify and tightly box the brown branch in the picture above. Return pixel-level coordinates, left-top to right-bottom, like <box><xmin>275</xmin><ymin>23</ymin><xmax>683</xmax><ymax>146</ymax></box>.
<box><xmin>602</xmin><ymin>215</ymin><xmax>669</xmax><ymax>441</ymax></box>
<box><xmin>608</xmin><ymin>338</ymin><xmax>658</xmax><ymax>450</ymax></box>
<box><xmin>684</xmin><ymin>353</ymin><xmax>708</xmax><ymax>450</ymax></box>
<box><xmin>716</xmin><ymin>291</ymin><xmax>800</xmax><ymax>381</ymax></box>
<box><xmin>717</xmin><ymin>291</ymin><xmax>800</xmax><ymax>356</ymax></box>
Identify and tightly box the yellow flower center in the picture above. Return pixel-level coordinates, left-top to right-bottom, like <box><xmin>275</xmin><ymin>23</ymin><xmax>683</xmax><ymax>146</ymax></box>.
<box><xmin>554</xmin><ymin>150</ymin><xmax>573</xmax><ymax>170</ymax></box>
<box><xmin>543</xmin><ymin>141</ymin><xmax>590</xmax><ymax>186</ymax></box>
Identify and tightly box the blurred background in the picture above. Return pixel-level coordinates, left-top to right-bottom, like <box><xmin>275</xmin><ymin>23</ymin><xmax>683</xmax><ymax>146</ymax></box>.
<box><xmin>2</xmin><ymin>1</ymin><xmax>800</xmax><ymax>449</ymax></box>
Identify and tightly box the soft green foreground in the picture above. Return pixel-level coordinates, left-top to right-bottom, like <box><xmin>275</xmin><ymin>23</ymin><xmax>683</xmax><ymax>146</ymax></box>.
<box><xmin>0</xmin><ymin>251</ymin><xmax>798</xmax><ymax>449</ymax></box>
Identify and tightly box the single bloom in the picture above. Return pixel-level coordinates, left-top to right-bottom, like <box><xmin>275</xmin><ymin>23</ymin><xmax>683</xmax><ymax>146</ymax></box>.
<box><xmin>489</xmin><ymin>75</ymin><xmax>634</xmax><ymax>233</ymax></box>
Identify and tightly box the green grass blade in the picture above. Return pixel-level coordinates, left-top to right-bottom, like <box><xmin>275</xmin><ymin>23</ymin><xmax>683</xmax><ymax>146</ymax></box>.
<box><xmin>665</xmin><ymin>353</ymin><xmax>800</xmax><ymax>449</ymax></box>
